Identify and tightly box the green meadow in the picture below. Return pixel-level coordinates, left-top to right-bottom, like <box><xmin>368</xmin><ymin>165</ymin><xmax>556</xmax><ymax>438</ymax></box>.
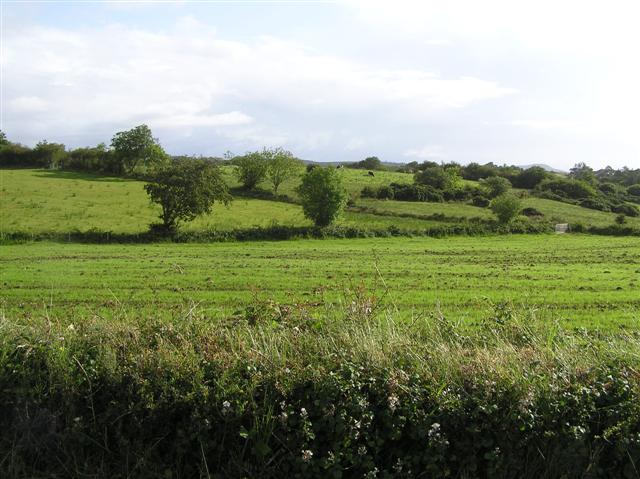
<box><xmin>2</xmin><ymin>235</ymin><xmax>638</xmax><ymax>330</ymax></box>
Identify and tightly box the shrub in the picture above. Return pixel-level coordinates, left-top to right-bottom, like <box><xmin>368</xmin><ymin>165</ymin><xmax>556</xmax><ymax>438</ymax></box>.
<box><xmin>414</xmin><ymin>166</ymin><xmax>461</xmax><ymax>190</ymax></box>
<box><xmin>390</xmin><ymin>183</ymin><xmax>443</xmax><ymax>202</ymax></box>
<box><xmin>521</xmin><ymin>207</ymin><xmax>543</xmax><ymax>217</ymax></box>
<box><xmin>472</xmin><ymin>195</ymin><xmax>490</xmax><ymax>207</ymax></box>
<box><xmin>296</xmin><ymin>167</ymin><xmax>348</xmax><ymax>227</ymax></box>
<box><xmin>376</xmin><ymin>185</ymin><xmax>394</xmax><ymax>200</ymax></box>
<box><xmin>611</xmin><ymin>203</ymin><xmax>640</xmax><ymax>217</ymax></box>
<box><xmin>579</xmin><ymin>197</ymin><xmax>611</xmax><ymax>212</ymax></box>
<box><xmin>490</xmin><ymin>194</ymin><xmax>522</xmax><ymax>224</ymax></box>
<box><xmin>615</xmin><ymin>214</ymin><xmax>627</xmax><ymax>225</ymax></box>
<box><xmin>361</xmin><ymin>186</ymin><xmax>377</xmax><ymax>198</ymax></box>
<box><xmin>627</xmin><ymin>184</ymin><xmax>640</xmax><ymax>196</ymax></box>
<box><xmin>234</xmin><ymin>151</ymin><xmax>269</xmax><ymax>190</ymax></box>
<box><xmin>480</xmin><ymin>176</ymin><xmax>512</xmax><ymax>198</ymax></box>
<box><xmin>538</xmin><ymin>178</ymin><xmax>596</xmax><ymax>200</ymax></box>
<box><xmin>513</xmin><ymin>166</ymin><xmax>548</xmax><ymax>189</ymax></box>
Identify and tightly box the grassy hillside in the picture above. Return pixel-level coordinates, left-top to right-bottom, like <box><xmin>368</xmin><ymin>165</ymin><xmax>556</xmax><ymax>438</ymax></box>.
<box><xmin>2</xmin><ymin>235</ymin><xmax>638</xmax><ymax>329</ymax></box>
<box><xmin>0</xmin><ymin>169</ymin><xmax>441</xmax><ymax>233</ymax></box>
<box><xmin>1</xmin><ymin>168</ymin><xmax>634</xmax><ymax>235</ymax></box>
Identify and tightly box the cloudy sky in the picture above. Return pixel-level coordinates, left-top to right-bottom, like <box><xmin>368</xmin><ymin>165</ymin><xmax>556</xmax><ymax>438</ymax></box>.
<box><xmin>2</xmin><ymin>0</ymin><xmax>640</xmax><ymax>169</ymax></box>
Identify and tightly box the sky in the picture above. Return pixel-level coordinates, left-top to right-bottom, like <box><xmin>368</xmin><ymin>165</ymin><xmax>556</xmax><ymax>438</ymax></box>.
<box><xmin>2</xmin><ymin>0</ymin><xmax>640</xmax><ymax>170</ymax></box>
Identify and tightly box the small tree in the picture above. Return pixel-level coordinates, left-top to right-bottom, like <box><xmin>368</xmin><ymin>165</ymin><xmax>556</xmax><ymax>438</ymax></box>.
<box><xmin>414</xmin><ymin>166</ymin><xmax>461</xmax><ymax>191</ymax></box>
<box><xmin>296</xmin><ymin>167</ymin><xmax>347</xmax><ymax>227</ymax></box>
<box><xmin>234</xmin><ymin>151</ymin><xmax>268</xmax><ymax>190</ymax></box>
<box><xmin>481</xmin><ymin>176</ymin><xmax>512</xmax><ymax>198</ymax></box>
<box><xmin>490</xmin><ymin>194</ymin><xmax>522</xmax><ymax>224</ymax></box>
<box><xmin>265</xmin><ymin>147</ymin><xmax>302</xmax><ymax>195</ymax></box>
<box><xmin>144</xmin><ymin>159</ymin><xmax>231</xmax><ymax>232</ymax></box>
<box><xmin>111</xmin><ymin>124</ymin><xmax>168</xmax><ymax>175</ymax></box>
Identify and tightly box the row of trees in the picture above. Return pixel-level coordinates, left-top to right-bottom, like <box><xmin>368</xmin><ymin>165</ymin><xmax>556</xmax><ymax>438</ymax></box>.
<box><xmin>145</xmin><ymin>157</ymin><xmax>347</xmax><ymax>232</ymax></box>
<box><xmin>0</xmin><ymin>126</ymin><xmax>168</xmax><ymax>175</ymax></box>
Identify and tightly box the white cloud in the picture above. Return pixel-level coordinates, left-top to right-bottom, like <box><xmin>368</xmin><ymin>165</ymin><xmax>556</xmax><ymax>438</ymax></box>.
<box><xmin>8</xmin><ymin>96</ymin><xmax>48</xmax><ymax>112</ymax></box>
<box><xmin>404</xmin><ymin>145</ymin><xmax>445</xmax><ymax>159</ymax></box>
<box><xmin>2</xmin><ymin>18</ymin><xmax>515</xmax><ymax>151</ymax></box>
<box><xmin>152</xmin><ymin>111</ymin><xmax>253</xmax><ymax>128</ymax></box>
<box><xmin>510</xmin><ymin>120</ymin><xmax>574</xmax><ymax>131</ymax></box>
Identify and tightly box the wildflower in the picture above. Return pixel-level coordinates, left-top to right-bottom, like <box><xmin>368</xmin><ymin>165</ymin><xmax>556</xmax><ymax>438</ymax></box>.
<box><xmin>300</xmin><ymin>407</ymin><xmax>308</xmax><ymax>419</ymax></box>
<box><xmin>221</xmin><ymin>400</ymin><xmax>231</xmax><ymax>416</ymax></box>
<box><xmin>301</xmin><ymin>449</ymin><xmax>313</xmax><ymax>462</ymax></box>
<box><xmin>388</xmin><ymin>394</ymin><xmax>399</xmax><ymax>412</ymax></box>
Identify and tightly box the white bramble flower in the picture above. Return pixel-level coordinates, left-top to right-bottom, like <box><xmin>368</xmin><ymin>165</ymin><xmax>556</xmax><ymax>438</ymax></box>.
<box><xmin>301</xmin><ymin>449</ymin><xmax>313</xmax><ymax>462</ymax></box>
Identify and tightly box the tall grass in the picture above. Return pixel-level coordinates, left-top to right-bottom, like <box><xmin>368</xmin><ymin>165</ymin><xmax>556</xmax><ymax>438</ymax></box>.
<box><xmin>1</xmin><ymin>288</ymin><xmax>639</xmax><ymax>477</ymax></box>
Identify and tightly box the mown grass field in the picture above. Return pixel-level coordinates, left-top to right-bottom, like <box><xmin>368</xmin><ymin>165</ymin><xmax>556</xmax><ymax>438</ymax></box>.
<box><xmin>2</xmin><ymin>235</ymin><xmax>638</xmax><ymax>330</ymax></box>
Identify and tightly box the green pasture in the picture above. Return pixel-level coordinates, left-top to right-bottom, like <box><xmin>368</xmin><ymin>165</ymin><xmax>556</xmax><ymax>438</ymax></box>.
<box><xmin>0</xmin><ymin>168</ymin><xmax>440</xmax><ymax>233</ymax></box>
<box><xmin>2</xmin><ymin>235</ymin><xmax>638</xmax><ymax>330</ymax></box>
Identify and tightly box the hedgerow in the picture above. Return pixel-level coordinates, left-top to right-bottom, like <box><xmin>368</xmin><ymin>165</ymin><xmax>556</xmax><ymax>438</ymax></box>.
<box><xmin>1</xmin><ymin>299</ymin><xmax>639</xmax><ymax>478</ymax></box>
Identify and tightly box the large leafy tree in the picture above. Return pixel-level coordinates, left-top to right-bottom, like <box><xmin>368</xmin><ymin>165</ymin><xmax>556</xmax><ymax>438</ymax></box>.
<box><xmin>111</xmin><ymin>124</ymin><xmax>168</xmax><ymax>175</ymax></box>
<box><xmin>144</xmin><ymin>158</ymin><xmax>231</xmax><ymax>231</ymax></box>
<box><xmin>296</xmin><ymin>167</ymin><xmax>347</xmax><ymax>227</ymax></box>
<box><xmin>265</xmin><ymin>147</ymin><xmax>302</xmax><ymax>195</ymax></box>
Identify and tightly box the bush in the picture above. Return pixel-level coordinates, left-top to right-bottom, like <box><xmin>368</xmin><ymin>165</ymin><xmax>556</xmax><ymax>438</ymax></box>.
<box><xmin>481</xmin><ymin>176</ymin><xmax>512</xmax><ymax>198</ymax></box>
<box><xmin>538</xmin><ymin>178</ymin><xmax>596</xmax><ymax>200</ymax></box>
<box><xmin>361</xmin><ymin>186</ymin><xmax>377</xmax><ymax>198</ymax></box>
<box><xmin>611</xmin><ymin>203</ymin><xmax>640</xmax><ymax>217</ymax></box>
<box><xmin>296</xmin><ymin>167</ymin><xmax>348</xmax><ymax>227</ymax></box>
<box><xmin>513</xmin><ymin>166</ymin><xmax>548</xmax><ymax>189</ymax></box>
<box><xmin>376</xmin><ymin>185</ymin><xmax>394</xmax><ymax>200</ymax></box>
<box><xmin>471</xmin><ymin>195</ymin><xmax>490</xmax><ymax>207</ymax></box>
<box><xmin>414</xmin><ymin>166</ymin><xmax>461</xmax><ymax>190</ymax></box>
<box><xmin>521</xmin><ymin>207</ymin><xmax>543</xmax><ymax>217</ymax></box>
<box><xmin>627</xmin><ymin>184</ymin><xmax>640</xmax><ymax>196</ymax></box>
<box><xmin>234</xmin><ymin>151</ymin><xmax>269</xmax><ymax>190</ymax></box>
<box><xmin>390</xmin><ymin>183</ymin><xmax>443</xmax><ymax>202</ymax></box>
<box><xmin>579</xmin><ymin>197</ymin><xmax>611</xmax><ymax>212</ymax></box>
<box><xmin>490</xmin><ymin>194</ymin><xmax>522</xmax><ymax>224</ymax></box>
<box><xmin>1</xmin><ymin>306</ymin><xmax>640</xmax><ymax>478</ymax></box>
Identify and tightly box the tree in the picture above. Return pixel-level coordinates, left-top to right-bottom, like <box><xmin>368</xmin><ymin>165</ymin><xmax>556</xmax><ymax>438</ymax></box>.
<box><xmin>33</xmin><ymin>140</ymin><xmax>68</xmax><ymax>168</ymax></box>
<box><xmin>111</xmin><ymin>124</ymin><xmax>168</xmax><ymax>175</ymax></box>
<box><xmin>234</xmin><ymin>151</ymin><xmax>268</xmax><ymax>190</ymax></box>
<box><xmin>480</xmin><ymin>176</ymin><xmax>512</xmax><ymax>198</ymax></box>
<box><xmin>353</xmin><ymin>156</ymin><xmax>383</xmax><ymax>170</ymax></box>
<box><xmin>514</xmin><ymin>166</ymin><xmax>548</xmax><ymax>189</ymax></box>
<box><xmin>264</xmin><ymin>147</ymin><xmax>302</xmax><ymax>195</ymax></box>
<box><xmin>414</xmin><ymin>166</ymin><xmax>461</xmax><ymax>190</ymax></box>
<box><xmin>144</xmin><ymin>158</ymin><xmax>231</xmax><ymax>231</ymax></box>
<box><xmin>490</xmin><ymin>194</ymin><xmax>522</xmax><ymax>224</ymax></box>
<box><xmin>296</xmin><ymin>167</ymin><xmax>347</xmax><ymax>227</ymax></box>
<box><xmin>569</xmin><ymin>162</ymin><xmax>597</xmax><ymax>186</ymax></box>
<box><xmin>0</xmin><ymin>130</ymin><xmax>9</xmax><ymax>147</ymax></box>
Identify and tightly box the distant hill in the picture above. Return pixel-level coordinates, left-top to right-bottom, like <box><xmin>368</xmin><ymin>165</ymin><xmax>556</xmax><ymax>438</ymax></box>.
<box><xmin>520</xmin><ymin>163</ymin><xmax>566</xmax><ymax>174</ymax></box>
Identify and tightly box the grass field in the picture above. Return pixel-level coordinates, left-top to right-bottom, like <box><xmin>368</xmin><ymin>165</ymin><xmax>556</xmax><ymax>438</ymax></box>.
<box><xmin>2</xmin><ymin>235</ymin><xmax>638</xmax><ymax>330</ymax></box>
<box><xmin>2</xmin><ymin>168</ymin><xmax>633</xmax><ymax>237</ymax></box>
<box><xmin>0</xmin><ymin>169</ymin><xmax>446</xmax><ymax>233</ymax></box>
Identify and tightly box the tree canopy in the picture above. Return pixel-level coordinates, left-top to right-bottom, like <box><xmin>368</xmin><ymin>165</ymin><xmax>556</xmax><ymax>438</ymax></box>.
<box><xmin>144</xmin><ymin>158</ymin><xmax>231</xmax><ymax>231</ymax></box>
<box><xmin>296</xmin><ymin>167</ymin><xmax>347</xmax><ymax>227</ymax></box>
<box><xmin>111</xmin><ymin>125</ymin><xmax>168</xmax><ymax>175</ymax></box>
